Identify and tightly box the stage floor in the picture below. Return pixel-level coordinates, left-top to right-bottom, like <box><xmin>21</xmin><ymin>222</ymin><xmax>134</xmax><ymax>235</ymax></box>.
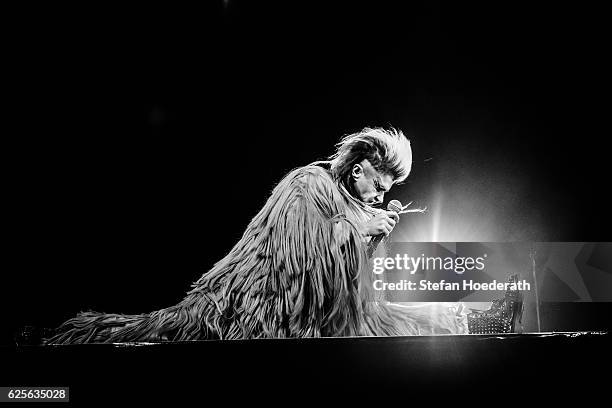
<box><xmin>1</xmin><ymin>331</ymin><xmax>609</xmax><ymax>404</ymax></box>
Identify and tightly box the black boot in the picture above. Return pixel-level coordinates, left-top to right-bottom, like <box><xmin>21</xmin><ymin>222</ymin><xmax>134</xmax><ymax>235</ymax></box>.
<box><xmin>468</xmin><ymin>274</ymin><xmax>524</xmax><ymax>334</ymax></box>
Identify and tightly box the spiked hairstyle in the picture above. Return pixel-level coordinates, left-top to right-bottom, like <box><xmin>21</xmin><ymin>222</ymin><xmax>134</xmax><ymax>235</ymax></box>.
<box><xmin>329</xmin><ymin>127</ymin><xmax>413</xmax><ymax>190</ymax></box>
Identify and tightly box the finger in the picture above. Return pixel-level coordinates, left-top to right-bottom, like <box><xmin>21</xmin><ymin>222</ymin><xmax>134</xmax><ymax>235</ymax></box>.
<box><xmin>377</xmin><ymin>223</ymin><xmax>390</xmax><ymax>236</ymax></box>
<box><xmin>386</xmin><ymin>211</ymin><xmax>400</xmax><ymax>223</ymax></box>
<box><xmin>383</xmin><ymin>220</ymin><xmax>394</xmax><ymax>232</ymax></box>
<box><xmin>384</xmin><ymin>217</ymin><xmax>396</xmax><ymax>228</ymax></box>
<box><xmin>380</xmin><ymin>213</ymin><xmax>395</xmax><ymax>224</ymax></box>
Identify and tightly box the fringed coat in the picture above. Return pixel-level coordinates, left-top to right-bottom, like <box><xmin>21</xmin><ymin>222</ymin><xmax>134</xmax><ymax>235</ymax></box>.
<box><xmin>45</xmin><ymin>164</ymin><xmax>466</xmax><ymax>344</ymax></box>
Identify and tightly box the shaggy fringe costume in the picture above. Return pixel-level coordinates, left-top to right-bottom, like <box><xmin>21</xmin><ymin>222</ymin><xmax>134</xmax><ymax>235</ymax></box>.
<box><xmin>45</xmin><ymin>164</ymin><xmax>467</xmax><ymax>344</ymax></box>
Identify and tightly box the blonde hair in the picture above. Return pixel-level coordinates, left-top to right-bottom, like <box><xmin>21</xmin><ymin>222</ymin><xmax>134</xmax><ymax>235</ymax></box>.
<box><xmin>328</xmin><ymin>127</ymin><xmax>412</xmax><ymax>187</ymax></box>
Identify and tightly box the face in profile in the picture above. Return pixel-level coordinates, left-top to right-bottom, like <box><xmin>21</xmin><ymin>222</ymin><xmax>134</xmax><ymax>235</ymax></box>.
<box><xmin>351</xmin><ymin>160</ymin><xmax>394</xmax><ymax>205</ymax></box>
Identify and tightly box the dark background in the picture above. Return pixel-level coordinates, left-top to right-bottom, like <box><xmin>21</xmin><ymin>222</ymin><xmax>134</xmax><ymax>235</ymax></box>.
<box><xmin>3</xmin><ymin>1</ymin><xmax>609</xmax><ymax>345</ymax></box>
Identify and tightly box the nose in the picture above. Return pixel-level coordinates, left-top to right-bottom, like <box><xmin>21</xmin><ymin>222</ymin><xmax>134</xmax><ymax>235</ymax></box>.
<box><xmin>373</xmin><ymin>193</ymin><xmax>384</xmax><ymax>205</ymax></box>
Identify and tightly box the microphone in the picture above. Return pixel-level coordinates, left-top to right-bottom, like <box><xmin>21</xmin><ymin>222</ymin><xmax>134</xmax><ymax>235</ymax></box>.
<box><xmin>387</xmin><ymin>199</ymin><xmax>403</xmax><ymax>214</ymax></box>
<box><xmin>366</xmin><ymin>199</ymin><xmax>402</xmax><ymax>258</ymax></box>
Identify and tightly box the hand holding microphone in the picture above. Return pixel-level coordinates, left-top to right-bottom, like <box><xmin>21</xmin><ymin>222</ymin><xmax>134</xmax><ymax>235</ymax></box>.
<box><xmin>364</xmin><ymin>205</ymin><xmax>401</xmax><ymax>237</ymax></box>
<box><xmin>366</xmin><ymin>199</ymin><xmax>403</xmax><ymax>257</ymax></box>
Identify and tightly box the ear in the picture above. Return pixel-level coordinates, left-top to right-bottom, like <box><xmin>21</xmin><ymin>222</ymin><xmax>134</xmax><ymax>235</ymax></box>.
<box><xmin>351</xmin><ymin>163</ymin><xmax>364</xmax><ymax>180</ymax></box>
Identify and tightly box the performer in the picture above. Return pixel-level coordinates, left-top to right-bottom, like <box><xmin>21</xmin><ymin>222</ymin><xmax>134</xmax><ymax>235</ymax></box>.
<box><xmin>45</xmin><ymin>127</ymin><xmax>473</xmax><ymax>344</ymax></box>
